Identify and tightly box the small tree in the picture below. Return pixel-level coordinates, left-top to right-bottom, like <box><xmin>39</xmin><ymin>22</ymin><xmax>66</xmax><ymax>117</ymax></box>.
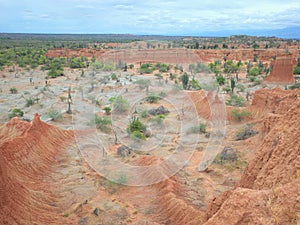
<box><xmin>103</xmin><ymin>106</ymin><xmax>111</xmax><ymax>115</ymax></box>
<box><xmin>9</xmin><ymin>87</ymin><xmax>17</xmax><ymax>94</ymax></box>
<box><xmin>109</xmin><ymin>96</ymin><xmax>129</xmax><ymax>113</ymax></box>
<box><xmin>181</xmin><ymin>72</ymin><xmax>189</xmax><ymax>90</ymax></box>
<box><xmin>216</xmin><ymin>76</ymin><xmax>226</xmax><ymax>85</ymax></box>
<box><xmin>127</xmin><ymin>117</ymin><xmax>146</xmax><ymax>141</ymax></box>
<box><xmin>134</xmin><ymin>79</ymin><xmax>151</xmax><ymax>93</ymax></box>
<box><xmin>230</xmin><ymin>78</ymin><xmax>236</xmax><ymax>93</ymax></box>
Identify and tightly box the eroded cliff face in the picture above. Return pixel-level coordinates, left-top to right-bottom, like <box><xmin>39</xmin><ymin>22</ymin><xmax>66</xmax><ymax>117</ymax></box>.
<box><xmin>264</xmin><ymin>57</ymin><xmax>296</xmax><ymax>84</ymax></box>
<box><xmin>195</xmin><ymin>49</ymin><xmax>299</xmax><ymax>62</ymax></box>
<box><xmin>205</xmin><ymin>88</ymin><xmax>300</xmax><ymax>225</ymax></box>
<box><xmin>45</xmin><ymin>48</ymin><xmax>107</xmax><ymax>59</ymax></box>
<box><xmin>0</xmin><ymin>114</ymin><xmax>74</xmax><ymax>225</ymax></box>
<box><xmin>249</xmin><ymin>88</ymin><xmax>299</xmax><ymax>118</ymax></box>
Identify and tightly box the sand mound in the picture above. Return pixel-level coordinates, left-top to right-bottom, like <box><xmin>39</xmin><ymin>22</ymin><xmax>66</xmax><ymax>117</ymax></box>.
<box><xmin>0</xmin><ymin>114</ymin><xmax>74</xmax><ymax>225</ymax></box>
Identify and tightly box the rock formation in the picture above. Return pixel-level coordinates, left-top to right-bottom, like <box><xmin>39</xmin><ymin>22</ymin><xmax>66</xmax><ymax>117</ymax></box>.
<box><xmin>0</xmin><ymin>114</ymin><xmax>74</xmax><ymax>224</ymax></box>
<box><xmin>204</xmin><ymin>88</ymin><xmax>300</xmax><ymax>225</ymax></box>
<box><xmin>264</xmin><ymin>56</ymin><xmax>297</xmax><ymax>84</ymax></box>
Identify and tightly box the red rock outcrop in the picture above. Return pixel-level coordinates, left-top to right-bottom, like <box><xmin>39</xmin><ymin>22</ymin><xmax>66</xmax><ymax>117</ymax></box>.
<box><xmin>205</xmin><ymin>89</ymin><xmax>300</xmax><ymax>224</ymax></box>
<box><xmin>264</xmin><ymin>56</ymin><xmax>297</xmax><ymax>84</ymax></box>
<box><xmin>195</xmin><ymin>49</ymin><xmax>299</xmax><ymax>63</ymax></box>
<box><xmin>0</xmin><ymin>114</ymin><xmax>74</xmax><ymax>225</ymax></box>
<box><xmin>249</xmin><ymin>88</ymin><xmax>299</xmax><ymax>118</ymax></box>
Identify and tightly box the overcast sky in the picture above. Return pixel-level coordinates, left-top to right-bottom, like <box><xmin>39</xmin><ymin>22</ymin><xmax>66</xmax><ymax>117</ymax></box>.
<box><xmin>0</xmin><ymin>0</ymin><xmax>299</xmax><ymax>35</ymax></box>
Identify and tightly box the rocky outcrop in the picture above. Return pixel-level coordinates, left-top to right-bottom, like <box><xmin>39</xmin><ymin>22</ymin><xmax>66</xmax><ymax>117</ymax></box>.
<box><xmin>264</xmin><ymin>56</ymin><xmax>297</xmax><ymax>84</ymax></box>
<box><xmin>249</xmin><ymin>88</ymin><xmax>299</xmax><ymax>118</ymax></box>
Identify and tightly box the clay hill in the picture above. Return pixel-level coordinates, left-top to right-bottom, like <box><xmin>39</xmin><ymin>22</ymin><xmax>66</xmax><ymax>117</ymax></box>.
<box><xmin>264</xmin><ymin>57</ymin><xmax>297</xmax><ymax>84</ymax></box>
<box><xmin>0</xmin><ymin>89</ymin><xmax>299</xmax><ymax>225</ymax></box>
<box><xmin>45</xmin><ymin>48</ymin><xmax>107</xmax><ymax>59</ymax></box>
<box><xmin>0</xmin><ymin>114</ymin><xmax>74</xmax><ymax>224</ymax></box>
<box><xmin>205</xmin><ymin>88</ymin><xmax>300</xmax><ymax>225</ymax></box>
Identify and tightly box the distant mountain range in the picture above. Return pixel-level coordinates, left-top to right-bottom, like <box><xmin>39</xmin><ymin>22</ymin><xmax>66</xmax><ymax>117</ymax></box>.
<box><xmin>194</xmin><ymin>27</ymin><xmax>300</xmax><ymax>39</ymax></box>
<box><xmin>1</xmin><ymin>27</ymin><xmax>299</xmax><ymax>40</ymax></box>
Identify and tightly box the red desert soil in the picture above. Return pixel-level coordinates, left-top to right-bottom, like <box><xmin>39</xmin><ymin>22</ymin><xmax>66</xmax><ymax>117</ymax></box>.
<box><xmin>0</xmin><ymin>114</ymin><xmax>74</xmax><ymax>225</ymax></box>
<box><xmin>1</xmin><ymin>88</ymin><xmax>299</xmax><ymax>225</ymax></box>
<box><xmin>205</xmin><ymin>88</ymin><xmax>300</xmax><ymax>225</ymax></box>
<box><xmin>264</xmin><ymin>56</ymin><xmax>297</xmax><ymax>84</ymax></box>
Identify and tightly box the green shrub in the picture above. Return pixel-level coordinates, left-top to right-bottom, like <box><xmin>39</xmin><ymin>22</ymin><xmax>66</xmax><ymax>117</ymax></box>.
<box><xmin>288</xmin><ymin>83</ymin><xmax>300</xmax><ymax>90</ymax></box>
<box><xmin>139</xmin><ymin>64</ymin><xmax>154</xmax><ymax>74</ymax></box>
<box><xmin>146</xmin><ymin>94</ymin><xmax>160</xmax><ymax>103</ymax></box>
<box><xmin>94</xmin><ymin>115</ymin><xmax>112</xmax><ymax>132</ymax></box>
<box><xmin>134</xmin><ymin>79</ymin><xmax>151</xmax><ymax>91</ymax></box>
<box><xmin>236</xmin><ymin>84</ymin><xmax>245</xmax><ymax>92</ymax></box>
<box><xmin>9</xmin><ymin>87</ymin><xmax>17</xmax><ymax>94</ymax></box>
<box><xmin>128</xmin><ymin>117</ymin><xmax>146</xmax><ymax>141</ymax></box>
<box><xmin>231</xmin><ymin>109</ymin><xmax>251</xmax><ymax>121</ymax></box>
<box><xmin>187</xmin><ymin>123</ymin><xmax>207</xmax><ymax>134</ymax></box>
<box><xmin>159</xmin><ymin>91</ymin><xmax>167</xmax><ymax>98</ymax></box>
<box><xmin>222</xmin><ymin>86</ymin><xmax>231</xmax><ymax>93</ymax></box>
<box><xmin>103</xmin><ymin>106</ymin><xmax>111</xmax><ymax>115</ymax></box>
<box><xmin>109</xmin><ymin>96</ymin><xmax>129</xmax><ymax>113</ymax></box>
<box><xmin>226</xmin><ymin>94</ymin><xmax>246</xmax><ymax>107</ymax></box>
<box><xmin>151</xmin><ymin>114</ymin><xmax>166</xmax><ymax>125</ymax></box>
<box><xmin>47</xmin><ymin>69</ymin><xmax>63</xmax><ymax>78</ymax></box>
<box><xmin>293</xmin><ymin>65</ymin><xmax>300</xmax><ymax>74</ymax></box>
<box><xmin>128</xmin><ymin>117</ymin><xmax>146</xmax><ymax>133</ymax></box>
<box><xmin>249</xmin><ymin>76</ymin><xmax>256</xmax><ymax>82</ymax></box>
<box><xmin>130</xmin><ymin>130</ymin><xmax>146</xmax><ymax>141</ymax></box>
<box><xmin>25</xmin><ymin>98</ymin><xmax>34</xmax><ymax>107</ymax></box>
<box><xmin>216</xmin><ymin>76</ymin><xmax>226</xmax><ymax>85</ymax></box>
<box><xmin>248</xmin><ymin>67</ymin><xmax>260</xmax><ymax>76</ymax></box>
<box><xmin>169</xmin><ymin>73</ymin><xmax>176</xmax><ymax>80</ymax></box>
<box><xmin>111</xmin><ymin>73</ymin><xmax>118</xmax><ymax>80</ymax></box>
<box><xmin>46</xmin><ymin>109</ymin><xmax>62</xmax><ymax>121</ymax></box>
<box><xmin>140</xmin><ymin>110</ymin><xmax>149</xmax><ymax>118</ymax></box>
<box><xmin>8</xmin><ymin>108</ymin><xmax>24</xmax><ymax>118</ymax></box>
<box><xmin>190</xmin><ymin>78</ymin><xmax>201</xmax><ymax>90</ymax></box>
